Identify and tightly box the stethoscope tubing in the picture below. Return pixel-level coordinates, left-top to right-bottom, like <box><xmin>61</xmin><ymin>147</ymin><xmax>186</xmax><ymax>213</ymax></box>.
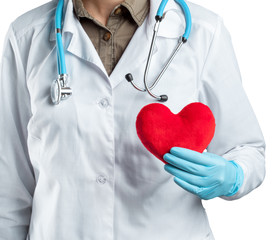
<box><xmin>157</xmin><ymin>0</ymin><xmax>169</xmax><ymax>17</ymax></box>
<box><xmin>51</xmin><ymin>0</ymin><xmax>72</xmax><ymax>105</ymax></box>
<box><xmin>55</xmin><ymin>0</ymin><xmax>67</xmax><ymax>75</ymax></box>
<box><xmin>126</xmin><ymin>0</ymin><xmax>192</xmax><ymax>102</ymax></box>
<box><xmin>175</xmin><ymin>0</ymin><xmax>191</xmax><ymax>39</ymax></box>
<box><xmin>157</xmin><ymin>0</ymin><xmax>191</xmax><ymax>40</ymax></box>
<box><xmin>53</xmin><ymin>0</ymin><xmax>192</xmax><ymax>104</ymax></box>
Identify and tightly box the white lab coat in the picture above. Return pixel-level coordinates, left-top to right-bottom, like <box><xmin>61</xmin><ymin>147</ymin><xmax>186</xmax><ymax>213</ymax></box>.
<box><xmin>0</xmin><ymin>0</ymin><xmax>265</xmax><ymax>239</ymax></box>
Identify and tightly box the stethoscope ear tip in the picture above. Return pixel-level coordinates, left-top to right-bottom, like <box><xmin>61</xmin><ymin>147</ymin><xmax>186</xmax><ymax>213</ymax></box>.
<box><xmin>125</xmin><ymin>73</ymin><xmax>133</xmax><ymax>82</ymax></box>
<box><xmin>160</xmin><ymin>95</ymin><xmax>168</xmax><ymax>102</ymax></box>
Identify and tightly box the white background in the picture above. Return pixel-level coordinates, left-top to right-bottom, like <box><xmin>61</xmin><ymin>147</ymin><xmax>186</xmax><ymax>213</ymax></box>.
<box><xmin>0</xmin><ymin>0</ymin><xmax>273</xmax><ymax>239</ymax></box>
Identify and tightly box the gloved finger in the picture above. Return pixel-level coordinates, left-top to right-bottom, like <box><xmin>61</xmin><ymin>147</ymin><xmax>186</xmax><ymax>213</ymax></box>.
<box><xmin>197</xmin><ymin>185</ymin><xmax>219</xmax><ymax>200</ymax></box>
<box><xmin>202</xmin><ymin>152</ymin><xmax>217</xmax><ymax>157</ymax></box>
<box><xmin>174</xmin><ymin>176</ymin><xmax>218</xmax><ymax>200</ymax></box>
<box><xmin>163</xmin><ymin>153</ymin><xmax>207</xmax><ymax>176</ymax></box>
<box><xmin>164</xmin><ymin>164</ymin><xmax>210</xmax><ymax>187</ymax></box>
<box><xmin>170</xmin><ymin>147</ymin><xmax>215</xmax><ymax>166</ymax></box>
<box><xmin>173</xmin><ymin>176</ymin><xmax>203</xmax><ymax>196</ymax></box>
<box><xmin>202</xmin><ymin>152</ymin><xmax>223</xmax><ymax>166</ymax></box>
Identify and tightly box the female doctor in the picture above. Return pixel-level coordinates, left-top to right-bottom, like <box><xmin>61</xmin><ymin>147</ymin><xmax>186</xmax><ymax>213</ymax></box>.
<box><xmin>0</xmin><ymin>0</ymin><xmax>265</xmax><ymax>239</ymax></box>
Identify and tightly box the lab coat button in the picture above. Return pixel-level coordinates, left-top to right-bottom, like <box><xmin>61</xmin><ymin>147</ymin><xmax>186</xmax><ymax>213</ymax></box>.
<box><xmin>98</xmin><ymin>98</ymin><xmax>110</xmax><ymax>108</ymax></box>
<box><xmin>96</xmin><ymin>175</ymin><xmax>107</xmax><ymax>184</ymax></box>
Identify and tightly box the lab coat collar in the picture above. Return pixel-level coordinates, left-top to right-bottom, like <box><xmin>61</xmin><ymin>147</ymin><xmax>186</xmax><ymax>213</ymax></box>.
<box><xmin>48</xmin><ymin>0</ymin><xmax>187</xmax><ymax>88</ymax></box>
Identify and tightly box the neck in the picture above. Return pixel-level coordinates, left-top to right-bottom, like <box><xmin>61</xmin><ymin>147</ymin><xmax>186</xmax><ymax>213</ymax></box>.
<box><xmin>82</xmin><ymin>0</ymin><xmax>124</xmax><ymax>26</ymax></box>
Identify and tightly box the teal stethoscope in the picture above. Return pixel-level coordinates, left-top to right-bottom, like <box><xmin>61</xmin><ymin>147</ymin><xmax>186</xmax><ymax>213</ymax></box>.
<box><xmin>50</xmin><ymin>0</ymin><xmax>192</xmax><ymax>105</ymax></box>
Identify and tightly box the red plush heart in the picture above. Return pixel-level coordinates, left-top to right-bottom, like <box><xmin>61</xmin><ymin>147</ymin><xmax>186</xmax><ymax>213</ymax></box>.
<box><xmin>136</xmin><ymin>102</ymin><xmax>216</xmax><ymax>164</ymax></box>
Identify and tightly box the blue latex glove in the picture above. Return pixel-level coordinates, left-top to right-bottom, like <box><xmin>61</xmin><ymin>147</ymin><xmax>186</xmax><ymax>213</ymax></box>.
<box><xmin>163</xmin><ymin>147</ymin><xmax>244</xmax><ymax>200</ymax></box>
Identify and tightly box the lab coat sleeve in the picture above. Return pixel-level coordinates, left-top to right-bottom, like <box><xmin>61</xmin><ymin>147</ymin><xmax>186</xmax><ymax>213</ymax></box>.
<box><xmin>198</xmin><ymin>17</ymin><xmax>266</xmax><ymax>200</ymax></box>
<box><xmin>0</xmin><ymin>24</ymin><xmax>35</xmax><ymax>239</ymax></box>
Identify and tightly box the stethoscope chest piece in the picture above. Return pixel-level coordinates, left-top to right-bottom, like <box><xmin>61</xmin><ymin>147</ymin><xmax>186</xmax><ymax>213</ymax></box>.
<box><xmin>51</xmin><ymin>74</ymin><xmax>72</xmax><ymax>105</ymax></box>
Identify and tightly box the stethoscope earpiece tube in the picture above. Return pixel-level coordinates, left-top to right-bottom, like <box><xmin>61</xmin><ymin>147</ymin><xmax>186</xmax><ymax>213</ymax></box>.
<box><xmin>125</xmin><ymin>0</ymin><xmax>192</xmax><ymax>102</ymax></box>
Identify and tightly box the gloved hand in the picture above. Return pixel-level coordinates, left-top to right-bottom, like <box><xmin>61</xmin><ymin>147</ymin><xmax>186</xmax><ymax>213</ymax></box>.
<box><xmin>163</xmin><ymin>147</ymin><xmax>244</xmax><ymax>200</ymax></box>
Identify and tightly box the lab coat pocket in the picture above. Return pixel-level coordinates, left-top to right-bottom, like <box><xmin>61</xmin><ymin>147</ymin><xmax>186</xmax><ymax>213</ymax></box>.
<box><xmin>26</xmin><ymin>87</ymin><xmax>82</xmax><ymax>167</ymax></box>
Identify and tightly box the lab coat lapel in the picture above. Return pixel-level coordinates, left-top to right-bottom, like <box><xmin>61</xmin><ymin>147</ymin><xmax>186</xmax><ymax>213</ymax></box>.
<box><xmin>49</xmin><ymin>0</ymin><xmax>108</xmax><ymax>76</ymax></box>
<box><xmin>109</xmin><ymin>0</ymin><xmax>187</xmax><ymax>89</ymax></box>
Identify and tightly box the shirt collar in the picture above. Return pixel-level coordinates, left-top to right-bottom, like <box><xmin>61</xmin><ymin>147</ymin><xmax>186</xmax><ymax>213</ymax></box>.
<box><xmin>72</xmin><ymin>0</ymin><xmax>149</xmax><ymax>27</ymax></box>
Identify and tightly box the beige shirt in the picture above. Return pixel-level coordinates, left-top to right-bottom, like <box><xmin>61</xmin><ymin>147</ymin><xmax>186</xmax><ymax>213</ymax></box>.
<box><xmin>72</xmin><ymin>0</ymin><xmax>149</xmax><ymax>76</ymax></box>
